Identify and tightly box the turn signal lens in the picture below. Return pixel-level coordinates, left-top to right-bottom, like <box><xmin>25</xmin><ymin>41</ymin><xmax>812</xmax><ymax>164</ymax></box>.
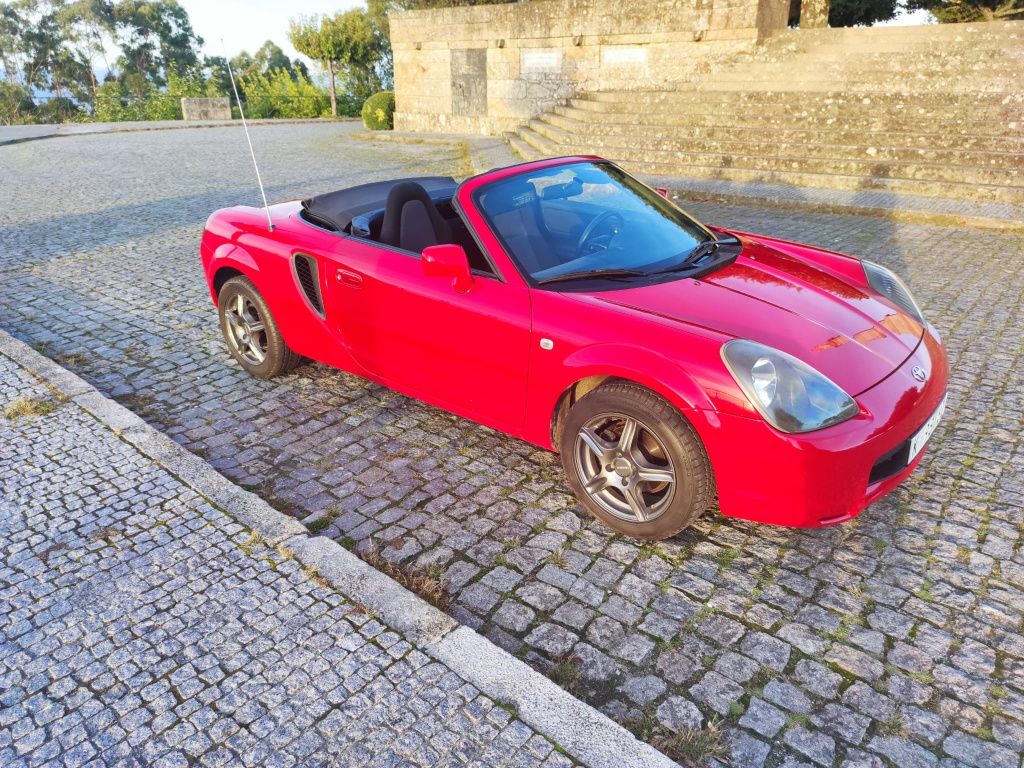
<box><xmin>863</xmin><ymin>261</ymin><xmax>925</xmax><ymax>324</ymax></box>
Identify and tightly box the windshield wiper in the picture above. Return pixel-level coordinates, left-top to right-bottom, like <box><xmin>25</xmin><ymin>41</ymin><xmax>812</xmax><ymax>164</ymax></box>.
<box><xmin>536</xmin><ymin>268</ymin><xmax>647</xmax><ymax>285</ymax></box>
<box><xmin>653</xmin><ymin>234</ymin><xmax>741</xmax><ymax>274</ymax></box>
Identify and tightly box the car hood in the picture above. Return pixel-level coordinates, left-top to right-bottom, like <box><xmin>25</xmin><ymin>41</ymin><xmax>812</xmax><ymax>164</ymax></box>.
<box><xmin>585</xmin><ymin>237</ymin><xmax>924</xmax><ymax>395</ymax></box>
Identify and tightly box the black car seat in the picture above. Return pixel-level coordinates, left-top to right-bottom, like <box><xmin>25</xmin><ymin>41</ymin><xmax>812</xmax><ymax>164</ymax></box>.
<box><xmin>379</xmin><ymin>182</ymin><xmax>453</xmax><ymax>253</ymax></box>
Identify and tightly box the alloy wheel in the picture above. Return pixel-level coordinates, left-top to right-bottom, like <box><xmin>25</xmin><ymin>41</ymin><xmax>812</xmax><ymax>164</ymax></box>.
<box><xmin>224</xmin><ymin>293</ymin><xmax>268</xmax><ymax>365</ymax></box>
<box><xmin>573</xmin><ymin>412</ymin><xmax>676</xmax><ymax>523</ymax></box>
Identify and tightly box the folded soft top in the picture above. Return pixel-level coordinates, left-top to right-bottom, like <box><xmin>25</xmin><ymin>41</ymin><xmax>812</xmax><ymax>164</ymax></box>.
<box><xmin>301</xmin><ymin>176</ymin><xmax>458</xmax><ymax>232</ymax></box>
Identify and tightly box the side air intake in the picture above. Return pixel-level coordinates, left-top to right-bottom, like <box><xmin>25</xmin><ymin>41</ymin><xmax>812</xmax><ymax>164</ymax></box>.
<box><xmin>293</xmin><ymin>253</ymin><xmax>324</xmax><ymax>317</ymax></box>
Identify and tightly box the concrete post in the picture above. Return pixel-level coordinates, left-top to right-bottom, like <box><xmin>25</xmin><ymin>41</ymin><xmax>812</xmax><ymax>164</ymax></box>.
<box><xmin>800</xmin><ymin>0</ymin><xmax>830</xmax><ymax>28</ymax></box>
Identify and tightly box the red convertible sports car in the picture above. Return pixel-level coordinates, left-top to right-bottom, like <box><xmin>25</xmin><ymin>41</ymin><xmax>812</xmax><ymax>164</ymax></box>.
<box><xmin>201</xmin><ymin>156</ymin><xmax>948</xmax><ymax>540</ymax></box>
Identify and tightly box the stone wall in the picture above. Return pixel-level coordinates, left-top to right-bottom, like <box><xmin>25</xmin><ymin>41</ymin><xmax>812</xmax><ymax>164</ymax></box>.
<box><xmin>181</xmin><ymin>97</ymin><xmax>231</xmax><ymax>121</ymax></box>
<box><xmin>391</xmin><ymin>0</ymin><xmax>790</xmax><ymax>134</ymax></box>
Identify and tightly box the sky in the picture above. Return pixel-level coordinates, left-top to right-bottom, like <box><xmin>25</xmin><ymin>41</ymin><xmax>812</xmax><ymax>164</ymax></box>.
<box><xmin>179</xmin><ymin>0</ymin><xmax>363</xmax><ymax>65</ymax></box>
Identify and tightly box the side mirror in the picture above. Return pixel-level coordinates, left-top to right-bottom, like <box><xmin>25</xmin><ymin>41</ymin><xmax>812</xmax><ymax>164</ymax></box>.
<box><xmin>422</xmin><ymin>243</ymin><xmax>473</xmax><ymax>294</ymax></box>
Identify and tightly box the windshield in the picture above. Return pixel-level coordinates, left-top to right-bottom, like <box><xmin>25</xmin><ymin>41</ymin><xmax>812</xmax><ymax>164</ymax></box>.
<box><xmin>475</xmin><ymin>161</ymin><xmax>713</xmax><ymax>285</ymax></box>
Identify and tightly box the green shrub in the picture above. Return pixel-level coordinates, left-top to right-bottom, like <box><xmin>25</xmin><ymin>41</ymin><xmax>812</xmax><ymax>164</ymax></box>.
<box><xmin>94</xmin><ymin>81</ymin><xmax>130</xmax><ymax>122</ymax></box>
<box><xmin>94</xmin><ymin>71</ymin><xmax>221</xmax><ymax>122</ymax></box>
<box><xmin>241</xmin><ymin>69</ymin><xmax>328</xmax><ymax>119</ymax></box>
<box><xmin>361</xmin><ymin>91</ymin><xmax>394</xmax><ymax>130</ymax></box>
<box><xmin>0</xmin><ymin>83</ymin><xmax>35</xmax><ymax>125</ymax></box>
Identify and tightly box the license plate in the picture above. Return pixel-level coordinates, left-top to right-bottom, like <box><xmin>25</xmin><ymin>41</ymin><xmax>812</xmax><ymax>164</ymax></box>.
<box><xmin>908</xmin><ymin>395</ymin><xmax>946</xmax><ymax>462</ymax></box>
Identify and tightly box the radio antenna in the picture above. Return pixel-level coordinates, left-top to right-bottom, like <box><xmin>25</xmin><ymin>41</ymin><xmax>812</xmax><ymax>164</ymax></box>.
<box><xmin>222</xmin><ymin>40</ymin><xmax>274</xmax><ymax>232</ymax></box>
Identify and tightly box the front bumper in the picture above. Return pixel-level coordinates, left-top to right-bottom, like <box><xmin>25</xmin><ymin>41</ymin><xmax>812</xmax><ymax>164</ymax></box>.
<box><xmin>701</xmin><ymin>328</ymin><xmax>948</xmax><ymax>528</ymax></box>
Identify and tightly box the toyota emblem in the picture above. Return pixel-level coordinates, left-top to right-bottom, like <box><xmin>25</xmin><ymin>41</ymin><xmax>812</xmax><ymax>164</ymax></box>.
<box><xmin>912</xmin><ymin>366</ymin><xmax>927</xmax><ymax>382</ymax></box>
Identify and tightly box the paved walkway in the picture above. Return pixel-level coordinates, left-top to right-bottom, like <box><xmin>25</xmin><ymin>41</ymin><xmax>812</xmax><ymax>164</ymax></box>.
<box><xmin>0</xmin><ymin>348</ymin><xmax>588</xmax><ymax>767</ymax></box>
<box><xmin>2</xmin><ymin>123</ymin><xmax>1023</xmax><ymax>767</ymax></box>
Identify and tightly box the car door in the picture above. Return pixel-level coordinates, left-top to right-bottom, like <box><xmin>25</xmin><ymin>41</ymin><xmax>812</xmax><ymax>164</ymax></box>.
<box><xmin>323</xmin><ymin>236</ymin><xmax>532</xmax><ymax>435</ymax></box>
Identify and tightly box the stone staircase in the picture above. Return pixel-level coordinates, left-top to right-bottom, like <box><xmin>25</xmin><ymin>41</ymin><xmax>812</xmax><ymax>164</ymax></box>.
<box><xmin>506</xmin><ymin>21</ymin><xmax>1024</xmax><ymax>204</ymax></box>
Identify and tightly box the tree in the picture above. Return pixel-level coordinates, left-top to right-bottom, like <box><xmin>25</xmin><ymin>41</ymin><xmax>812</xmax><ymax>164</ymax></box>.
<box><xmin>241</xmin><ymin>68</ymin><xmax>327</xmax><ymax>119</ymax></box>
<box><xmin>1</xmin><ymin>0</ymin><xmax>100</xmax><ymax>112</ymax></box>
<box><xmin>787</xmin><ymin>0</ymin><xmax>899</xmax><ymax>25</ymax></box>
<box><xmin>289</xmin><ymin>10</ymin><xmax>386</xmax><ymax>118</ymax></box>
<box><xmin>108</xmin><ymin>0</ymin><xmax>203</xmax><ymax>86</ymax></box>
<box><xmin>905</xmin><ymin>0</ymin><xmax>1023</xmax><ymax>20</ymax></box>
<box><xmin>219</xmin><ymin>40</ymin><xmax>307</xmax><ymax>99</ymax></box>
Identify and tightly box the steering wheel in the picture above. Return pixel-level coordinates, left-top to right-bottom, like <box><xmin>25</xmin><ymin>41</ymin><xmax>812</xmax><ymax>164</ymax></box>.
<box><xmin>575</xmin><ymin>211</ymin><xmax>624</xmax><ymax>259</ymax></box>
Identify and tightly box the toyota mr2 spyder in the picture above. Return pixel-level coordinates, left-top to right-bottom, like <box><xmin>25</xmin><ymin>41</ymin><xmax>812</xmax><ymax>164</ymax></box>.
<box><xmin>200</xmin><ymin>156</ymin><xmax>948</xmax><ymax>540</ymax></box>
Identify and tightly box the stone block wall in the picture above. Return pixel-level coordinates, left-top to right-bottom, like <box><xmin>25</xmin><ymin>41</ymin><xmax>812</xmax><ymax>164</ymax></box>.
<box><xmin>181</xmin><ymin>97</ymin><xmax>231</xmax><ymax>121</ymax></box>
<box><xmin>391</xmin><ymin>0</ymin><xmax>790</xmax><ymax>133</ymax></box>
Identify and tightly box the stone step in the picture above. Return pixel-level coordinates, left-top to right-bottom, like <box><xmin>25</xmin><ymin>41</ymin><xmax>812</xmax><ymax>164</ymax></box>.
<box><xmin>529</xmin><ymin>117</ymin><xmax>1024</xmax><ymax>169</ymax></box>
<box><xmin>513</xmin><ymin>125</ymin><xmax>1021</xmax><ymax>188</ymax></box>
<box><xmin>686</xmin><ymin>68</ymin><xmax>1018</xmax><ymax>91</ymax></box>
<box><xmin>509</xmin><ymin>136</ymin><xmax>1024</xmax><ymax>204</ymax></box>
<box><xmin>685</xmin><ymin>80</ymin><xmax>1014</xmax><ymax>95</ymax></box>
<box><xmin>507</xmin><ymin>130</ymin><xmax>1024</xmax><ymax>204</ymax></box>
<box><xmin>717</xmin><ymin>54</ymin><xmax>1024</xmax><ymax>75</ymax></box>
<box><xmin>545</xmin><ymin>108</ymin><xmax>1024</xmax><ymax>151</ymax></box>
<box><xmin>767</xmin><ymin>20</ymin><xmax>1024</xmax><ymax>46</ymax></box>
<box><xmin>759</xmin><ymin>35</ymin><xmax>1024</xmax><ymax>57</ymax></box>
<box><xmin>506</xmin><ymin>21</ymin><xmax>1024</xmax><ymax>207</ymax></box>
<box><xmin>581</xmin><ymin>90</ymin><xmax>1024</xmax><ymax>110</ymax></box>
<box><xmin>568</xmin><ymin>98</ymin><xmax>1021</xmax><ymax>126</ymax></box>
<box><xmin>507</xmin><ymin>133</ymin><xmax>545</xmax><ymax>162</ymax></box>
<box><xmin>562</xmin><ymin>102</ymin><xmax>1020</xmax><ymax>136</ymax></box>
<box><xmin>747</xmin><ymin>48</ymin><xmax>1024</xmax><ymax>65</ymax></box>
<box><xmin>692</xmin><ymin>68</ymin><xmax>1019</xmax><ymax>88</ymax></box>
<box><xmin>516</xmin><ymin>125</ymin><xmax>561</xmax><ymax>155</ymax></box>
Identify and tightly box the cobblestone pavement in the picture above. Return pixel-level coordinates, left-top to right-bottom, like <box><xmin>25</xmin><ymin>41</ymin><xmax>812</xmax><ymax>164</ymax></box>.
<box><xmin>0</xmin><ymin>350</ymin><xmax>578</xmax><ymax>767</ymax></box>
<box><xmin>2</xmin><ymin>123</ymin><xmax>1023</xmax><ymax>767</ymax></box>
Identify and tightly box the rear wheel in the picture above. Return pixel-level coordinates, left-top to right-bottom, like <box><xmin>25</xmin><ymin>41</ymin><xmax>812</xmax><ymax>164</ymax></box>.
<box><xmin>559</xmin><ymin>381</ymin><xmax>714</xmax><ymax>540</ymax></box>
<box><xmin>218</xmin><ymin>276</ymin><xmax>302</xmax><ymax>379</ymax></box>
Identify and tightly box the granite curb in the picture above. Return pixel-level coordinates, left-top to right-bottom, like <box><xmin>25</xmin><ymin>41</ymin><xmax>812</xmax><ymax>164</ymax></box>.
<box><xmin>0</xmin><ymin>327</ymin><xmax>678</xmax><ymax>768</ymax></box>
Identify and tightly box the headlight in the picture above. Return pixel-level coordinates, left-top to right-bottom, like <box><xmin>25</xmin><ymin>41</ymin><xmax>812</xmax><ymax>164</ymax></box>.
<box><xmin>722</xmin><ymin>340</ymin><xmax>859</xmax><ymax>433</ymax></box>
<box><xmin>862</xmin><ymin>260</ymin><xmax>924</xmax><ymax>323</ymax></box>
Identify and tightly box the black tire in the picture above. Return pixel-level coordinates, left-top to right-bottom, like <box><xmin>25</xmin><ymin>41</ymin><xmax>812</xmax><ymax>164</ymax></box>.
<box><xmin>218</xmin><ymin>276</ymin><xmax>303</xmax><ymax>379</ymax></box>
<box><xmin>559</xmin><ymin>381</ymin><xmax>714</xmax><ymax>540</ymax></box>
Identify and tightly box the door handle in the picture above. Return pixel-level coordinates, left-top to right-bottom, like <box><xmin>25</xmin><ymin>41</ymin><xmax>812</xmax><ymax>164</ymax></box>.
<box><xmin>336</xmin><ymin>268</ymin><xmax>363</xmax><ymax>287</ymax></box>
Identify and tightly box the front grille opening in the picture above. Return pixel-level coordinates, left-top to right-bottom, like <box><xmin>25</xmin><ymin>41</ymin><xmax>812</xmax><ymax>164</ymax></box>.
<box><xmin>869</xmin><ymin>438</ymin><xmax>911</xmax><ymax>485</ymax></box>
<box><xmin>294</xmin><ymin>253</ymin><xmax>324</xmax><ymax>316</ymax></box>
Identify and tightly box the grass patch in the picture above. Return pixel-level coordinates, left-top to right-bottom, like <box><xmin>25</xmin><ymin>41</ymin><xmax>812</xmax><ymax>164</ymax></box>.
<box><xmin>651</xmin><ymin>718</ymin><xmax>727</xmax><ymax>766</ymax></box>
<box><xmin>786</xmin><ymin>712</ymin><xmax>810</xmax><ymax>729</ymax></box>
<box><xmin>715</xmin><ymin>547</ymin><xmax>740</xmax><ymax>568</ymax></box>
<box><xmin>360</xmin><ymin>547</ymin><xmax>449</xmax><ymax>611</ymax></box>
<box><xmin>238</xmin><ymin>531</ymin><xmax>263</xmax><ymax>556</ymax></box>
<box><xmin>547</xmin><ymin>549</ymin><xmax>568</xmax><ymax>568</ymax></box>
<box><xmin>4</xmin><ymin>395</ymin><xmax>59</xmax><ymax>420</ymax></box>
<box><xmin>547</xmin><ymin>654</ymin><xmax>582</xmax><ymax>693</ymax></box>
<box><xmin>56</xmin><ymin>352</ymin><xmax>88</xmax><ymax>366</ymax></box>
<box><xmin>879</xmin><ymin>710</ymin><xmax>904</xmax><ymax>737</ymax></box>
<box><xmin>338</xmin><ymin>536</ymin><xmax>357</xmax><ymax>551</ymax></box>
<box><xmin>626</xmin><ymin>713</ymin><xmax>659</xmax><ymax>741</ymax></box>
<box><xmin>307</xmin><ymin>516</ymin><xmax>332</xmax><ymax>534</ymax></box>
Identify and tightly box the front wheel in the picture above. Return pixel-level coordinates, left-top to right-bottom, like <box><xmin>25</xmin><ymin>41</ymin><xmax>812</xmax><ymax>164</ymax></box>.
<box><xmin>559</xmin><ymin>382</ymin><xmax>714</xmax><ymax>540</ymax></box>
<box><xmin>218</xmin><ymin>276</ymin><xmax>302</xmax><ymax>379</ymax></box>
